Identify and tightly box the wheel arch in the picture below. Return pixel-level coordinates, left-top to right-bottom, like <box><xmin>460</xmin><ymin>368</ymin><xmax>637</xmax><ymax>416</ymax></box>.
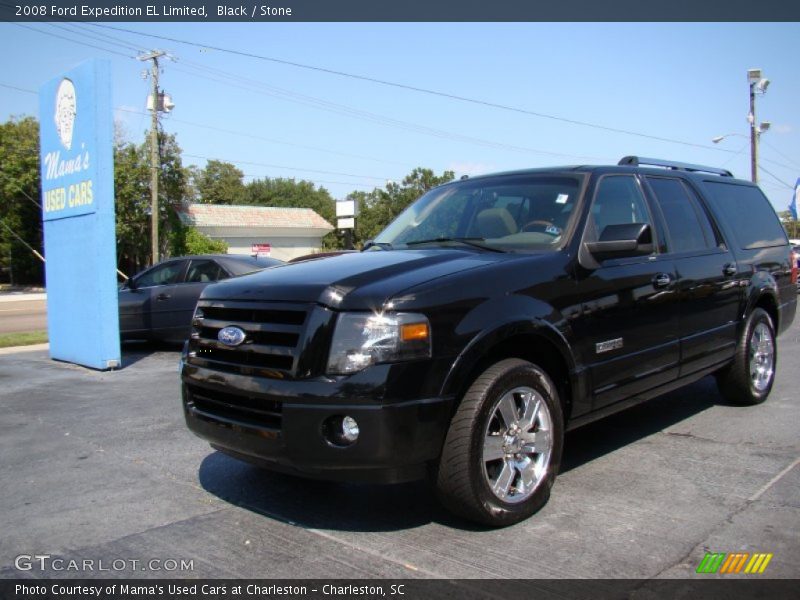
<box><xmin>745</xmin><ymin>284</ymin><xmax>780</xmax><ymax>333</ymax></box>
<box><xmin>441</xmin><ymin>321</ymin><xmax>577</xmax><ymax>422</ymax></box>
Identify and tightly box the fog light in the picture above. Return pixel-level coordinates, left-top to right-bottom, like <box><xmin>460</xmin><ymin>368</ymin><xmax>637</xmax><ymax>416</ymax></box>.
<box><xmin>341</xmin><ymin>416</ymin><xmax>359</xmax><ymax>443</ymax></box>
<box><xmin>322</xmin><ymin>415</ymin><xmax>360</xmax><ymax>447</ymax></box>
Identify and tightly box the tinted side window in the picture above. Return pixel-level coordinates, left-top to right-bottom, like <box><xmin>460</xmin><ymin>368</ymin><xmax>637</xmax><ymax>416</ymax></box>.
<box><xmin>590</xmin><ymin>175</ymin><xmax>651</xmax><ymax>235</ymax></box>
<box><xmin>136</xmin><ymin>261</ymin><xmax>183</xmax><ymax>288</ymax></box>
<box><xmin>647</xmin><ymin>177</ymin><xmax>713</xmax><ymax>253</ymax></box>
<box><xmin>186</xmin><ymin>260</ymin><xmax>226</xmax><ymax>283</ymax></box>
<box><xmin>702</xmin><ymin>182</ymin><xmax>787</xmax><ymax>249</ymax></box>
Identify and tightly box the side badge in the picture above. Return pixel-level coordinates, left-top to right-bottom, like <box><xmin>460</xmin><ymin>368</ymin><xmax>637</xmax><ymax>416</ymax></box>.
<box><xmin>596</xmin><ymin>338</ymin><xmax>623</xmax><ymax>354</ymax></box>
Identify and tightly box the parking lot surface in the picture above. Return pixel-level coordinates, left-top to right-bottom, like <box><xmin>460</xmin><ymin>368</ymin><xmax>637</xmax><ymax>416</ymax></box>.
<box><xmin>0</xmin><ymin>322</ymin><xmax>798</xmax><ymax>580</ymax></box>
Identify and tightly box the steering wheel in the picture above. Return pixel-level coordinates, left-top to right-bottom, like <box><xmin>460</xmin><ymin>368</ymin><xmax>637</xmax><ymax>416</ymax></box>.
<box><xmin>521</xmin><ymin>219</ymin><xmax>558</xmax><ymax>234</ymax></box>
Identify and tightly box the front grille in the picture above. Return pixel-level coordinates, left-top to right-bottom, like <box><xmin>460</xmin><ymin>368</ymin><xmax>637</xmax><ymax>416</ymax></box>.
<box><xmin>201</xmin><ymin>306</ymin><xmax>306</xmax><ymax>326</ymax></box>
<box><xmin>187</xmin><ymin>384</ymin><xmax>282</xmax><ymax>430</ymax></box>
<box><xmin>187</xmin><ymin>300</ymin><xmax>309</xmax><ymax>378</ymax></box>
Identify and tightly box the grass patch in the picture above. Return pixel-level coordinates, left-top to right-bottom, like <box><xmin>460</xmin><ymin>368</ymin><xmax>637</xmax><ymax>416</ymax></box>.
<box><xmin>0</xmin><ymin>331</ymin><xmax>48</xmax><ymax>348</ymax></box>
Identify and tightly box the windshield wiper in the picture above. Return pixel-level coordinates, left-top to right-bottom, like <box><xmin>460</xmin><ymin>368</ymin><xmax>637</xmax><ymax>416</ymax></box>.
<box><xmin>362</xmin><ymin>240</ymin><xmax>393</xmax><ymax>251</ymax></box>
<box><xmin>405</xmin><ymin>237</ymin><xmax>506</xmax><ymax>253</ymax></box>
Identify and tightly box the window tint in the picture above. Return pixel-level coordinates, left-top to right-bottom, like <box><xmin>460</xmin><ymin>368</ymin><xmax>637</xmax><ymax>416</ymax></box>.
<box><xmin>647</xmin><ymin>177</ymin><xmax>713</xmax><ymax>253</ymax></box>
<box><xmin>186</xmin><ymin>260</ymin><xmax>226</xmax><ymax>283</ymax></box>
<box><xmin>591</xmin><ymin>176</ymin><xmax>651</xmax><ymax>235</ymax></box>
<box><xmin>702</xmin><ymin>182</ymin><xmax>787</xmax><ymax>249</ymax></box>
<box><xmin>136</xmin><ymin>261</ymin><xmax>183</xmax><ymax>288</ymax></box>
<box><xmin>374</xmin><ymin>175</ymin><xmax>583</xmax><ymax>251</ymax></box>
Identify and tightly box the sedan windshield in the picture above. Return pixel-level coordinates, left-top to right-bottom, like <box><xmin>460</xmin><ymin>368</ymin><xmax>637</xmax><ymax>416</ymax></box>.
<box><xmin>373</xmin><ymin>174</ymin><xmax>584</xmax><ymax>252</ymax></box>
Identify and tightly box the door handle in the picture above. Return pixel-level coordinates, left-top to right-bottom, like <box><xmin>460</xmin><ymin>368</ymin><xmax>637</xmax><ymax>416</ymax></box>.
<box><xmin>156</xmin><ymin>293</ymin><xmax>171</xmax><ymax>301</ymax></box>
<box><xmin>723</xmin><ymin>263</ymin><xmax>737</xmax><ymax>276</ymax></box>
<box><xmin>652</xmin><ymin>273</ymin><xmax>672</xmax><ymax>288</ymax></box>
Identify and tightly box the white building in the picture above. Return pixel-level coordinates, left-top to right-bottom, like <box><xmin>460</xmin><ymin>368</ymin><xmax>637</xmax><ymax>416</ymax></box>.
<box><xmin>179</xmin><ymin>203</ymin><xmax>334</xmax><ymax>262</ymax></box>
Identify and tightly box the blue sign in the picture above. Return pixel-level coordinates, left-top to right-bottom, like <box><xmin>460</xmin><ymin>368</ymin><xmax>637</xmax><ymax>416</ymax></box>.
<box><xmin>39</xmin><ymin>59</ymin><xmax>121</xmax><ymax>370</ymax></box>
<box><xmin>790</xmin><ymin>178</ymin><xmax>799</xmax><ymax>221</ymax></box>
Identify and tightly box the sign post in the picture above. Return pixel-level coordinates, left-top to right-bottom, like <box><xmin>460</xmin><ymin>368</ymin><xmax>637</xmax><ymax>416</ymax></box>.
<box><xmin>336</xmin><ymin>199</ymin><xmax>358</xmax><ymax>249</ymax></box>
<box><xmin>39</xmin><ymin>59</ymin><xmax>121</xmax><ymax>370</ymax></box>
<box><xmin>251</xmin><ymin>243</ymin><xmax>272</xmax><ymax>257</ymax></box>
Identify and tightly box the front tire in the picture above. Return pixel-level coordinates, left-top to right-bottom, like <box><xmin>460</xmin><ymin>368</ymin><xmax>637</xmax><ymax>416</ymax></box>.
<box><xmin>716</xmin><ymin>308</ymin><xmax>776</xmax><ymax>406</ymax></box>
<box><xmin>435</xmin><ymin>358</ymin><xmax>564</xmax><ymax>526</ymax></box>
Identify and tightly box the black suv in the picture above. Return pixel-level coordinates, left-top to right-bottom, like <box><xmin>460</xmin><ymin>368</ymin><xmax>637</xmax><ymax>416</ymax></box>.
<box><xmin>181</xmin><ymin>157</ymin><xmax>797</xmax><ymax>526</ymax></box>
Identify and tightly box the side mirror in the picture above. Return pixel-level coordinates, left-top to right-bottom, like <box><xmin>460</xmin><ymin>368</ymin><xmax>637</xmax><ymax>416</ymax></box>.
<box><xmin>125</xmin><ymin>277</ymin><xmax>137</xmax><ymax>290</ymax></box>
<box><xmin>585</xmin><ymin>223</ymin><xmax>654</xmax><ymax>262</ymax></box>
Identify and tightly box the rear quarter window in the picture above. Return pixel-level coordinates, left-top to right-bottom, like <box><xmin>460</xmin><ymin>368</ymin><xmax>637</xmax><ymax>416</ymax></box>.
<box><xmin>701</xmin><ymin>181</ymin><xmax>787</xmax><ymax>249</ymax></box>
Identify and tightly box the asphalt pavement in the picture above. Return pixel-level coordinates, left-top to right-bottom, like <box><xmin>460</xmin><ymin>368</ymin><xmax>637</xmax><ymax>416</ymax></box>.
<box><xmin>0</xmin><ymin>321</ymin><xmax>798</xmax><ymax>581</ymax></box>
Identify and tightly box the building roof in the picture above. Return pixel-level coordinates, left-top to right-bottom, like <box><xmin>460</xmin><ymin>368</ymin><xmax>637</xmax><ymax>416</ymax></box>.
<box><xmin>178</xmin><ymin>204</ymin><xmax>334</xmax><ymax>231</ymax></box>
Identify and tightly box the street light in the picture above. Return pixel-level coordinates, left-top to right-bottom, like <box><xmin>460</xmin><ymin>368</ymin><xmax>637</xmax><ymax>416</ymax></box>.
<box><xmin>712</xmin><ymin>125</ymin><xmax>771</xmax><ymax>146</ymax></box>
<box><xmin>746</xmin><ymin>68</ymin><xmax>770</xmax><ymax>184</ymax></box>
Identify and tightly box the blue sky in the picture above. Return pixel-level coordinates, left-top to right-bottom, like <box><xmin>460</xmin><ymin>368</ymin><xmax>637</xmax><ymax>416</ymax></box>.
<box><xmin>2</xmin><ymin>22</ymin><xmax>798</xmax><ymax>211</ymax></box>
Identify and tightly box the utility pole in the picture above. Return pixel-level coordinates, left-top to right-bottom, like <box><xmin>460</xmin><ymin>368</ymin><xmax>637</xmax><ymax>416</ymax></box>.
<box><xmin>749</xmin><ymin>80</ymin><xmax>758</xmax><ymax>184</ymax></box>
<box><xmin>138</xmin><ymin>50</ymin><xmax>166</xmax><ymax>265</ymax></box>
<box><xmin>747</xmin><ymin>68</ymin><xmax>770</xmax><ymax>185</ymax></box>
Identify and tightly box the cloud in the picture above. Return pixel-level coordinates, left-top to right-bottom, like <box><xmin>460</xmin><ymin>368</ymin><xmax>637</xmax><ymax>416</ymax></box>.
<box><xmin>772</xmin><ymin>124</ymin><xmax>793</xmax><ymax>134</ymax></box>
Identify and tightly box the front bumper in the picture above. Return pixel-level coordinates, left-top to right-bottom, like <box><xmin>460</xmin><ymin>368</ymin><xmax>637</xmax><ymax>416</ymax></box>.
<box><xmin>181</xmin><ymin>362</ymin><xmax>455</xmax><ymax>484</ymax></box>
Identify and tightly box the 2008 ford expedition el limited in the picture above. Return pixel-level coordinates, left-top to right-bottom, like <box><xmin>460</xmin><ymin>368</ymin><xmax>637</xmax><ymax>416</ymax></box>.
<box><xmin>181</xmin><ymin>156</ymin><xmax>797</xmax><ymax>525</ymax></box>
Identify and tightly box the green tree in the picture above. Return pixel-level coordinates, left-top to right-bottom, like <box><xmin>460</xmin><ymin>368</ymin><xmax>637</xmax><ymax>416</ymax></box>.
<box><xmin>0</xmin><ymin>116</ymin><xmax>43</xmax><ymax>285</ymax></box>
<box><xmin>114</xmin><ymin>131</ymin><xmax>189</xmax><ymax>275</ymax></box>
<box><xmin>193</xmin><ymin>159</ymin><xmax>247</xmax><ymax>205</ymax></box>
<box><xmin>778</xmin><ymin>210</ymin><xmax>799</xmax><ymax>239</ymax></box>
<box><xmin>170</xmin><ymin>224</ymin><xmax>228</xmax><ymax>255</ymax></box>
<box><xmin>354</xmin><ymin>167</ymin><xmax>455</xmax><ymax>246</ymax></box>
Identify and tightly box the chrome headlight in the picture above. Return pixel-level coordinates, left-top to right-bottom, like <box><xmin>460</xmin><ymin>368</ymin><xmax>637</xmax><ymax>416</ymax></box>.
<box><xmin>326</xmin><ymin>312</ymin><xmax>432</xmax><ymax>375</ymax></box>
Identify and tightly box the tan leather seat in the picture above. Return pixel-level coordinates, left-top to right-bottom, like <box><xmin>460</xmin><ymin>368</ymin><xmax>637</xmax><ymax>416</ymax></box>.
<box><xmin>476</xmin><ymin>207</ymin><xmax>518</xmax><ymax>238</ymax></box>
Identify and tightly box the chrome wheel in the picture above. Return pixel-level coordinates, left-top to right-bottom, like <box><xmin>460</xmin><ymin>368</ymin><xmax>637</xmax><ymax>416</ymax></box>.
<box><xmin>749</xmin><ymin>322</ymin><xmax>774</xmax><ymax>392</ymax></box>
<box><xmin>483</xmin><ymin>386</ymin><xmax>553</xmax><ymax>504</ymax></box>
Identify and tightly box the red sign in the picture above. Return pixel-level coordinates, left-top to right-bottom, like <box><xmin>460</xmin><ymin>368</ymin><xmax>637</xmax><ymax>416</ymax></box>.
<box><xmin>251</xmin><ymin>243</ymin><xmax>271</xmax><ymax>256</ymax></box>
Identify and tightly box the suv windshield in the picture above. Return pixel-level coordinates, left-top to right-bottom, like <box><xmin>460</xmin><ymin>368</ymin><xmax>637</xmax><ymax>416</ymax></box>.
<box><xmin>374</xmin><ymin>174</ymin><xmax>584</xmax><ymax>252</ymax></box>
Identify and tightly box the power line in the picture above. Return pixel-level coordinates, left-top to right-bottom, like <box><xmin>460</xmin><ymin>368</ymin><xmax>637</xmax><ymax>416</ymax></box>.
<box><xmin>720</xmin><ymin>141</ymin><xmax>749</xmax><ymax>168</ymax></box>
<box><xmin>5</xmin><ymin>184</ymin><xmax>42</xmax><ymax>209</ymax></box>
<box><xmin>13</xmin><ymin>21</ymin><xmax>618</xmax><ymax>162</ymax></box>
<box><xmin>758</xmin><ymin>165</ymin><xmax>794</xmax><ymax>190</ymax></box>
<box><xmin>47</xmin><ymin>22</ymin><xmax>146</xmax><ymax>53</ymax></box>
<box><xmin>169</xmin><ymin>60</ymin><xmax>608</xmax><ymax>161</ymax></box>
<box><xmin>117</xmin><ymin>107</ymin><xmax>414</xmax><ymax>168</ymax></box>
<box><xmin>91</xmin><ymin>23</ymin><xmax>761</xmax><ymax>154</ymax></box>
<box><xmin>8</xmin><ymin>23</ymin><xmax>799</xmax><ymax>173</ymax></box>
<box><xmin>760</xmin><ymin>139</ymin><xmax>800</xmax><ymax>171</ymax></box>
<box><xmin>12</xmin><ymin>23</ymin><xmax>134</xmax><ymax>58</ymax></box>
<box><xmin>0</xmin><ymin>217</ymin><xmax>45</xmax><ymax>263</ymax></box>
<box><xmin>183</xmin><ymin>153</ymin><xmax>389</xmax><ymax>181</ymax></box>
<box><xmin>0</xmin><ymin>82</ymin><xmax>36</xmax><ymax>95</ymax></box>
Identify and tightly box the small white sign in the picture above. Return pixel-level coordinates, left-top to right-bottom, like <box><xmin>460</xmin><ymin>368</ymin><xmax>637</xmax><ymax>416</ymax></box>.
<box><xmin>337</xmin><ymin>217</ymin><xmax>355</xmax><ymax>229</ymax></box>
<box><xmin>336</xmin><ymin>200</ymin><xmax>357</xmax><ymax>217</ymax></box>
<box><xmin>555</xmin><ymin>194</ymin><xmax>569</xmax><ymax>205</ymax></box>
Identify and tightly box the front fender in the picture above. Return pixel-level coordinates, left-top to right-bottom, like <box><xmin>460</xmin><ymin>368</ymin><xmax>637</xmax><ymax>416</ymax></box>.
<box><xmin>439</xmin><ymin>295</ymin><xmax>578</xmax><ymax>404</ymax></box>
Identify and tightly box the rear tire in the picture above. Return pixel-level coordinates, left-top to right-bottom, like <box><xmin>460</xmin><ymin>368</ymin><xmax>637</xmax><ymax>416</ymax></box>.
<box><xmin>716</xmin><ymin>308</ymin><xmax>776</xmax><ymax>406</ymax></box>
<box><xmin>435</xmin><ymin>358</ymin><xmax>564</xmax><ymax>527</ymax></box>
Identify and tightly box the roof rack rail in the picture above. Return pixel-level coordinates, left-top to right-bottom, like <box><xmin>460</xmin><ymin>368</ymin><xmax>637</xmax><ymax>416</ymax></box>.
<box><xmin>618</xmin><ymin>156</ymin><xmax>733</xmax><ymax>177</ymax></box>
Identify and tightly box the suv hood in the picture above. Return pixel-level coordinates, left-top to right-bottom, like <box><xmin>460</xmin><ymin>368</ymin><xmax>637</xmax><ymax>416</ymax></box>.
<box><xmin>201</xmin><ymin>249</ymin><xmax>509</xmax><ymax>310</ymax></box>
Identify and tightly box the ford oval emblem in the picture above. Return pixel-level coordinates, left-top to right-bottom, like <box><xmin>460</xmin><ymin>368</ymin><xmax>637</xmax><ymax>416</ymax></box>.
<box><xmin>218</xmin><ymin>326</ymin><xmax>246</xmax><ymax>347</ymax></box>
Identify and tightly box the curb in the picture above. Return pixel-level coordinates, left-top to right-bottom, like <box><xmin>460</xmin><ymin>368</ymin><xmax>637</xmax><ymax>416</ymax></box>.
<box><xmin>0</xmin><ymin>343</ymin><xmax>49</xmax><ymax>355</ymax></box>
<box><xmin>0</xmin><ymin>293</ymin><xmax>47</xmax><ymax>303</ymax></box>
